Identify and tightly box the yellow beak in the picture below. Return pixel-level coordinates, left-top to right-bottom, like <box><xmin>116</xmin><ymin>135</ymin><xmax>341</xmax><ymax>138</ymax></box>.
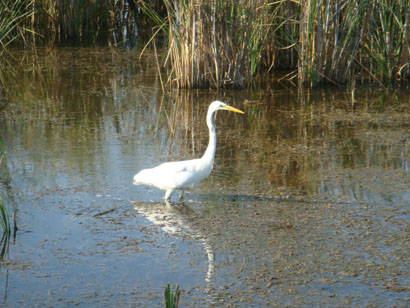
<box><xmin>223</xmin><ymin>105</ymin><xmax>245</xmax><ymax>114</ymax></box>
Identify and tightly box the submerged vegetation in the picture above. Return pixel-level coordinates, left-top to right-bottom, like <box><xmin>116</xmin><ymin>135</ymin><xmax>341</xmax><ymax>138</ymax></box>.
<box><xmin>1</xmin><ymin>1</ymin><xmax>410</xmax><ymax>87</ymax></box>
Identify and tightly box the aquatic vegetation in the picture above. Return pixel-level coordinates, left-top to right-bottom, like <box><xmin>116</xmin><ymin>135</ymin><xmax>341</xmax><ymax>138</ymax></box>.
<box><xmin>0</xmin><ymin>0</ymin><xmax>35</xmax><ymax>50</ymax></box>
<box><xmin>297</xmin><ymin>0</ymin><xmax>410</xmax><ymax>86</ymax></box>
<box><xmin>141</xmin><ymin>0</ymin><xmax>410</xmax><ymax>88</ymax></box>
<box><xmin>30</xmin><ymin>0</ymin><xmax>154</xmax><ymax>46</ymax></box>
<box><xmin>142</xmin><ymin>0</ymin><xmax>273</xmax><ymax>88</ymax></box>
<box><xmin>0</xmin><ymin>194</ymin><xmax>10</xmax><ymax>237</ymax></box>
<box><xmin>0</xmin><ymin>136</ymin><xmax>10</xmax><ymax>237</ymax></box>
<box><xmin>0</xmin><ymin>194</ymin><xmax>12</xmax><ymax>261</ymax></box>
<box><xmin>1</xmin><ymin>1</ymin><xmax>410</xmax><ymax>86</ymax></box>
<box><xmin>0</xmin><ymin>137</ymin><xmax>12</xmax><ymax>261</ymax></box>
<box><xmin>164</xmin><ymin>284</ymin><xmax>180</xmax><ymax>308</ymax></box>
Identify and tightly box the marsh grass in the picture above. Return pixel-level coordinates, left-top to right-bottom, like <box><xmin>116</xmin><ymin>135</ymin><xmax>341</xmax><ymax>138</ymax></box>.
<box><xmin>164</xmin><ymin>284</ymin><xmax>180</xmax><ymax>308</ymax></box>
<box><xmin>142</xmin><ymin>0</ymin><xmax>410</xmax><ymax>88</ymax></box>
<box><xmin>298</xmin><ymin>0</ymin><xmax>410</xmax><ymax>86</ymax></box>
<box><xmin>2</xmin><ymin>1</ymin><xmax>410</xmax><ymax>87</ymax></box>
<box><xmin>0</xmin><ymin>0</ymin><xmax>35</xmax><ymax>50</ymax></box>
<box><xmin>361</xmin><ymin>0</ymin><xmax>410</xmax><ymax>82</ymax></box>
<box><xmin>0</xmin><ymin>137</ymin><xmax>11</xmax><ymax>249</ymax></box>
<box><xmin>146</xmin><ymin>0</ymin><xmax>275</xmax><ymax>88</ymax></box>
<box><xmin>31</xmin><ymin>0</ymin><xmax>163</xmax><ymax>46</ymax></box>
<box><xmin>142</xmin><ymin>0</ymin><xmax>274</xmax><ymax>88</ymax></box>
<box><xmin>0</xmin><ymin>203</ymin><xmax>9</xmax><ymax>260</ymax></box>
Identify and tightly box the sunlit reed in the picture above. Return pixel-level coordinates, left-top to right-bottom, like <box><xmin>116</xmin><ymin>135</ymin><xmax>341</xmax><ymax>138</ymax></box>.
<box><xmin>2</xmin><ymin>1</ymin><xmax>410</xmax><ymax>87</ymax></box>
<box><xmin>0</xmin><ymin>0</ymin><xmax>35</xmax><ymax>50</ymax></box>
<box><xmin>142</xmin><ymin>0</ymin><xmax>410</xmax><ymax>88</ymax></box>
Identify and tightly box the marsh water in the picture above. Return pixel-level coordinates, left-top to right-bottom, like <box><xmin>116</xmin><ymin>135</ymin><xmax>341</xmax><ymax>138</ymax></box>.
<box><xmin>0</xmin><ymin>48</ymin><xmax>409</xmax><ymax>307</ymax></box>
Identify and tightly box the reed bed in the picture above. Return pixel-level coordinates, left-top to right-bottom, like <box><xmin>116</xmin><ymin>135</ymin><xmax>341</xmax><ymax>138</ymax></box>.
<box><xmin>156</xmin><ymin>0</ymin><xmax>274</xmax><ymax>88</ymax></box>
<box><xmin>33</xmin><ymin>0</ymin><xmax>133</xmax><ymax>45</ymax></box>
<box><xmin>0</xmin><ymin>0</ymin><xmax>35</xmax><ymax>50</ymax></box>
<box><xmin>143</xmin><ymin>0</ymin><xmax>410</xmax><ymax>88</ymax></box>
<box><xmin>297</xmin><ymin>0</ymin><xmax>410</xmax><ymax>87</ymax></box>
<box><xmin>1</xmin><ymin>1</ymin><xmax>410</xmax><ymax>87</ymax></box>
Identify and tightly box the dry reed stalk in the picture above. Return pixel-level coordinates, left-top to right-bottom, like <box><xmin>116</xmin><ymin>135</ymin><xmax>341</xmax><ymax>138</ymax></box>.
<box><xmin>297</xmin><ymin>0</ymin><xmax>363</xmax><ymax>87</ymax></box>
<box><xmin>0</xmin><ymin>0</ymin><xmax>35</xmax><ymax>49</ymax></box>
<box><xmin>30</xmin><ymin>0</ymin><xmax>143</xmax><ymax>46</ymax></box>
<box><xmin>4</xmin><ymin>0</ymin><xmax>408</xmax><ymax>87</ymax></box>
<box><xmin>296</xmin><ymin>0</ymin><xmax>410</xmax><ymax>86</ymax></box>
<box><xmin>161</xmin><ymin>0</ymin><xmax>273</xmax><ymax>89</ymax></box>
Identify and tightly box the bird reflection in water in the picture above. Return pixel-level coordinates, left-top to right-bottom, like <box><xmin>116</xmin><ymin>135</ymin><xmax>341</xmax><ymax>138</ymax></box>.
<box><xmin>133</xmin><ymin>200</ymin><xmax>215</xmax><ymax>286</ymax></box>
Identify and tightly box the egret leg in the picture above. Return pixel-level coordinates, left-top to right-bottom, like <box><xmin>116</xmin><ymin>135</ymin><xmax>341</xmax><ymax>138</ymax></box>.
<box><xmin>178</xmin><ymin>189</ymin><xmax>185</xmax><ymax>202</ymax></box>
<box><xmin>165</xmin><ymin>189</ymin><xmax>174</xmax><ymax>200</ymax></box>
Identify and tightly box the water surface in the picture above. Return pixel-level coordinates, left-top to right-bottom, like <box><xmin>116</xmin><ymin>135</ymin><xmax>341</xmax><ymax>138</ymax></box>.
<box><xmin>0</xmin><ymin>48</ymin><xmax>409</xmax><ymax>307</ymax></box>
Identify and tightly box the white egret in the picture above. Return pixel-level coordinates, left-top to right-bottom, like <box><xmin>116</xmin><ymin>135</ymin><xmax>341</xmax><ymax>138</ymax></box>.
<box><xmin>133</xmin><ymin>100</ymin><xmax>244</xmax><ymax>201</ymax></box>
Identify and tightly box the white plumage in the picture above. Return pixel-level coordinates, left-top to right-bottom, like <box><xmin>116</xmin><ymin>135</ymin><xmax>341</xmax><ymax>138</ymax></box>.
<box><xmin>133</xmin><ymin>100</ymin><xmax>244</xmax><ymax>201</ymax></box>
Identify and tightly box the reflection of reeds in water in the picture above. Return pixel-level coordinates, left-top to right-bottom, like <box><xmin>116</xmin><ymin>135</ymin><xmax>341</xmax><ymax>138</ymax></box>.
<box><xmin>0</xmin><ymin>48</ymin><xmax>163</xmax><ymax>189</ymax></box>
<box><xmin>241</xmin><ymin>89</ymin><xmax>410</xmax><ymax>201</ymax></box>
<box><xmin>160</xmin><ymin>93</ymin><xmax>207</xmax><ymax>158</ymax></box>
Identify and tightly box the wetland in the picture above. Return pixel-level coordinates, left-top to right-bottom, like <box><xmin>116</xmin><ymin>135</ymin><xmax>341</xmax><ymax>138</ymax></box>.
<box><xmin>0</xmin><ymin>48</ymin><xmax>409</xmax><ymax>307</ymax></box>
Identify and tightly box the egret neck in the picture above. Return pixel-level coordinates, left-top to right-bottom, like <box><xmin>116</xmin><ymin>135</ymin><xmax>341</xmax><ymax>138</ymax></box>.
<box><xmin>201</xmin><ymin>108</ymin><xmax>218</xmax><ymax>167</ymax></box>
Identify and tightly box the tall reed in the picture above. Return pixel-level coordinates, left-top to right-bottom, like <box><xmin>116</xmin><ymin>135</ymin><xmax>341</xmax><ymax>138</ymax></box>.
<box><xmin>2</xmin><ymin>0</ymin><xmax>410</xmax><ymax>87</ymax></box>
<box><xmin>0</xmin><ymin>195</ymin><xmax>10</xmax><ymax>237</ymax></box>
<box><xmin>0</xmin><ymin>137</ymin><xmax>10</xmax><ymax>237</ymax></box>
<box><xmin>0</xmin><ymin>0</ymin><xmax>35</xmax><ymax>50</ymax></box>
<box><xmin>297</xmin><ymin>0</ymin><xmax>410</xmax><ymax>86</ymax></box>
<box><xmin>31</xmin><ymin>0</ymin><xmax>149</xmax><ymax>46</ymax></box>
<box><xmin>148</xmin><ymin>0</ymin><xmax>410</xmax><ymax>88</ymax></box>
<box><xmin>297</xmin><ymin>0</ymin><xmax>365</xmax><ymax>86</ymax></box>
<box><xmin>156</xmin><ymin>0</ymin><xmax>274</xmax><ymax>88</ymax></box>
<box><xmin>164</xmin><ymin>284</ymin><xmax>180</xmax><ymax>308</ymax></box>
<box><xmin>360</xmin><ymin>0</ymin><xmax>410</xmax><ymax>82</ymax></box>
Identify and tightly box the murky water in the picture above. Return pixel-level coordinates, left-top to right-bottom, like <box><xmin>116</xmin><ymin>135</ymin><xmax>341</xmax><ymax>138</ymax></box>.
<box><xmin>0</xmin><ymin>48</ymin><xmax>409</xmax><ymax>307</ymax></box>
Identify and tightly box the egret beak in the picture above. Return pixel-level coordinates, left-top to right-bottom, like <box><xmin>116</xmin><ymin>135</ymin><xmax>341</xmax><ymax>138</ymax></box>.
<box><xmin>223</xmin><ymin>105</ymin><xmax>245</xmax><ymax>114</ymax></box>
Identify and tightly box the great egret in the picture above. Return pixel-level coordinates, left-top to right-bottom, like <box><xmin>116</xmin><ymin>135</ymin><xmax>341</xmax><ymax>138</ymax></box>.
<box><xmin>133</xmin><ymin>100</ymin><xmax>245</xmax><ymax>201</ymax></box>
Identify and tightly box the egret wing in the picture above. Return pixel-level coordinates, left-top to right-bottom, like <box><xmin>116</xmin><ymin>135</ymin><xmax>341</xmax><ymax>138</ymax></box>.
<box><xmin>133</xmin><ymin>159</ymin><xmax>200</xmax><ymax>189</ymax></box>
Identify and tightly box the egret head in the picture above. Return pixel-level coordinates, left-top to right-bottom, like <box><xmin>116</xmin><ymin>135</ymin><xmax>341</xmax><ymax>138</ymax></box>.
<box><xmin>209</xmin><ymin>100</ymin><xmax>245</xmax><ymax>114</ymax></box>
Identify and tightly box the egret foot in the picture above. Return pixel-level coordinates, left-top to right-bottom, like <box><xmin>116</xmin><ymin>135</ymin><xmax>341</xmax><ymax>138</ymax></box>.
<box><xmin>178</xmin><ymin>190</ymin><xmax>185</xmax><ymax>202</ymax></box>
<box><xmin>164</xmin><ymin>188</ymin><xmax>174</xmax><ymax>201</ymax></box>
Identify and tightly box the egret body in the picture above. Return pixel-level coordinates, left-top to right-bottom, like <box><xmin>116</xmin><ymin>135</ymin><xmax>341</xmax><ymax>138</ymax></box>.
<box><xmin>133</xmin><ymin>100</ymin><xmax>244</xmax><ymax>201</ymax></box>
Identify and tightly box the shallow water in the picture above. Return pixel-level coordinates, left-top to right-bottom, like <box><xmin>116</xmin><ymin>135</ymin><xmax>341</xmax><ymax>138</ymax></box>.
<box><xmin>0</xmin><ymin>48</ymin><xmax>409</xmax><ymax>307</ymax></box>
